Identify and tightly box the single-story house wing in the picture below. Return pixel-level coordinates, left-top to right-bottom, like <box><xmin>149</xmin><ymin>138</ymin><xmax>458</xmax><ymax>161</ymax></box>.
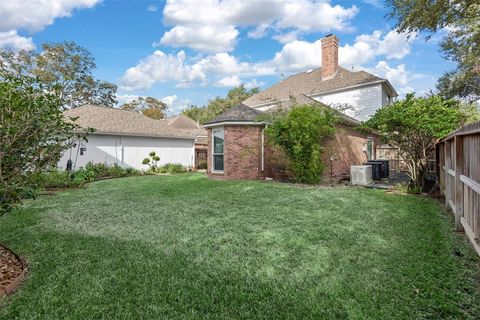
<box><xmin>59</xmin><ymin>105</ymin><xmax>205</xmax><ymax>170</ymax></box>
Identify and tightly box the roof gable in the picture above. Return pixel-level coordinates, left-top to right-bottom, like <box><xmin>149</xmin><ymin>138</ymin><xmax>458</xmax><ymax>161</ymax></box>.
<box><xmin>243</xmin><ymin>67</ymin><xmax>395</xmax><ymax>107</ymax></box>
<box><xmin>166</xmin><ymin>114</ymin><xmax>200</xmax><ymax>129</ymax></box>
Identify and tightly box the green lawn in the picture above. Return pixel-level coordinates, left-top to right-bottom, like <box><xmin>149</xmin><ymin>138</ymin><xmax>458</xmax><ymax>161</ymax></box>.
<box><xmin>1</xmin><ymin>174</ymin><xmax>479</xmax><ymax>319</ymax></box>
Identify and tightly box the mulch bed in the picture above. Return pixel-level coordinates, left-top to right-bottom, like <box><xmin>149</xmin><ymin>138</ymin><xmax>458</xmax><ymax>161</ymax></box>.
<box><xmin>0</xmin><ymin>245</ymin><xmax>25</xmax><ymax>299</ymax></box>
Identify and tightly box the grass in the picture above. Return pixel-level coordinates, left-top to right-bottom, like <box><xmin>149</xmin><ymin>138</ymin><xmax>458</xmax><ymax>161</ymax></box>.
<box><xmin>1</xmin><ymin>174</ymin><xmax>479</xmax><ymax>319</ymax></box>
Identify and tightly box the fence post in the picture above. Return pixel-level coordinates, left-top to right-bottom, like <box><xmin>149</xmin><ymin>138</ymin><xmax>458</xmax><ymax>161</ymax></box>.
<box><xmin>454</xmin><ymin>135</ymin><xmax>464</xmax><ymax>231</ymax></box>
<box><xmin>444</xmin><ymin>141</ymin><xmax>450</xmax><ymax>208</ymax></box>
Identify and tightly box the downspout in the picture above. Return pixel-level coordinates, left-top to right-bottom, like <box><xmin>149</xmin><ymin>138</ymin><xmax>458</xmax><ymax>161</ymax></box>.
<box><xmin>261</xmin><ymin>125</ymin><xmax>267</xmax><ymax>172</ymax></box>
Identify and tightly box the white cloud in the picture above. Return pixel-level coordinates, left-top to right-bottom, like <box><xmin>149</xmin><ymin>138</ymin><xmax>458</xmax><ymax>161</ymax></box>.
<box><xmin>271</xmin><ymin>39</ymin><xmax>323</xmax><ymax>72</ymax></box>
<box><xmin>248</xmin><ymin>24</ymin><xmax>270</xmax><ymax>39</ymax></box>
<box><xmin>121</xmin><ymin>30</ymin><xmax>416</xmax><ymax>91</ymax></box>
<box><xmin>0</xmin><ymin>0</ymin><xmax>101</xmax><ymax>32</ymax></box>
<box><xmin>0</xmin><ymin>30</ymin><xmax>35</xmax><ymax>50</ymax></box>
<box><xmin>160</xmin><ymin>0</ymin><xmax>358</xmax><ymax>52</ymax></box>
<box><xmin>363</xmin><ymin>0</ymin><xmax>382</xmax><ymax>8</ymax></box>
<box><xmin>270</xmin><ymin>30</ymin><xmax>414</xmax><ymax>73</ymax></box>
<box><xmin>147</xmin><ymin>4</ymin><xmax>157</xmax><ymax>12</ymax></box>
<box><xmin>273</xmin><ymin>31</ymin><xmax>299</xmax><ymax>44</ymax></box>
<box><xmin>116</xmin><ymin>94</ymin><xmax>139</xmax><ymax>106</ymax></box>
<box><xmin>215</xmin><ymin>75</ymin><xmax>241</xmax><ymax>87</ymax></box>
<box><xmin>161</xmin><ymin>25</ymin><xmax>239</xmax><ymax>52</ymax></box>
<box><xmin>340</xmin><ymin>31</ymin><xmax>413</xmax><ymax>67</ymax></box>
<box><xmin>369</xmin><ymin>61</ymin><xmax>409</xmax><ymax>87</ymax></box>
<box><xmin>244</xmin><ymin>79</ymin><xmax>266</xmax><ymax>89</ymax></box>
<box><xmin>161</xmin><ymin>95</ymin><xmax>178</xmax><ymax>106</ymax></box>
<box><xmin>161</xmin><ymin>94</ymin><xmax>193</xmax><ymax>114</ymax></box>
<box><xmin>120</xmin><ymin>50</ymin><xmax>207</xmax><ymax>91</ymax></box>
<box><xmin>367</xmin><ymin>61</ymin><xmax>426</xmax><ymax>96</ymax></box>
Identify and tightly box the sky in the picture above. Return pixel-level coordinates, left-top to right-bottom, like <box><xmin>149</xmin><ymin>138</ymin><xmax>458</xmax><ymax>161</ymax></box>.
<box><xmin>0</xmin><ymin>0</ymin><xmax>454</xmax><ymax>115</ymax></box>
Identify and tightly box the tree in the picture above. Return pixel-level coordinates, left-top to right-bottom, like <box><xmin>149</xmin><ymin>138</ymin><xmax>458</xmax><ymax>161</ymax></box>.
<box><xmin>0</xmin><ymin>42</ymin><xmax>117</xmax><ymax>107</ymax></box>
<box><xmin>0</xmin><ymin>72</ymin><xmax>82</xmax><ymax>213</ymax></box>
<box><xmin>386</xmin><ymin>1</ymin><xmax>480</xmax><ymax>101</ymax></box>
<box><xmin>121</xmin><ymin>97</ymin><xmax>167</xmax><ymax>120</ymax></box>
<box><xmin>182</xmin><ymin>85</ymin><xmax>259</xmax><ymax>124</ymax></box>
<box><xmin>364</xmin><ymin>94</ymin><xmax>474</xmax><ymax>191</ymax></box>
<box><xmin>265</xmin><ymin>104</ymin><xmax>336</xmax><ymax>184</ymax></box>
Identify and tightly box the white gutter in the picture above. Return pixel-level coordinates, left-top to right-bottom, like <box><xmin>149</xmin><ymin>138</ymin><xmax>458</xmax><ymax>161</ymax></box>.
<box><xmin>72</xmin><ymin>130</ymin><xmax>196</xmax><ymax>140</ymax></box>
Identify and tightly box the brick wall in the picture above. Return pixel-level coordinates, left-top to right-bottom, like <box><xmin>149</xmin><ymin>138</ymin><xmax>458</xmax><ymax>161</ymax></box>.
<box><xmin>207</xmin><ymin>123</ymin><xmax>380</xmax><ymax>182</ymax></box>
<box><xmin>321</xmin><ymin>124</ymin><xmax>380</xmax><ymax>180</ymax></box>
<box><xmin>207</xmin><ymin>125</ymin><xmax>263</xmax><ymax>180</ymax></box>
<box><xmin>264</xmin><ymin>124</ymin><xmax>380</xmax><ymax>182</ymax></box>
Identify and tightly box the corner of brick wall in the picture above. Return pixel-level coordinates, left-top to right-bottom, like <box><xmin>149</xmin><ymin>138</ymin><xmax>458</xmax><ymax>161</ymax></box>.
<box><xmin>207</xmin><ymin>125</ymin><xmax>263</xmax><ymax>180</ymax></box>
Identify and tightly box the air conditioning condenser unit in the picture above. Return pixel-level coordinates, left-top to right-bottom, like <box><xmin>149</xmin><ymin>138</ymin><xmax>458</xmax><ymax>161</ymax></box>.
<box><xmin>351</xmin><ymin>165</ymin><xmax>372</xmax><ymax>186</ymax></box>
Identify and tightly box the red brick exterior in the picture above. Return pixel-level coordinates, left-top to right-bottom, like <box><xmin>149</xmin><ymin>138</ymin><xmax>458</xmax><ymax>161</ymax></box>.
<box><xmin>321</xmin><ymin>124</ymin><xmax>380</xmax><ymax>181</ymax></box>
<box><xmin>207</xmin><ymin>123</ymin><xmax>379</xmax><ymax>182</ymax></box>
<box><xmin>207</xmin><ymin>125</ymin><xmax>263</xmax><ymax>180</ymax></box>
<box><xmin>321</xmin><ymin>35</ymin><xmax>339</xmax><ymax>80</ymax></box>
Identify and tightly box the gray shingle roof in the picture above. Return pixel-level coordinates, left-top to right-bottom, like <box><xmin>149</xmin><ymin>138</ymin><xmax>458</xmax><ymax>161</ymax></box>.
<box><xmin>204</xmin><ymin>96</ymin><xmax>360</xmax><ymax>127</ymax></box>
<box><xmin>204</xmin><ymin>103</ymin><xmax>262</xmax><ymax>125</ymax></box>
<box><xmin>64</xmin><ymin>105</ymin><xmax>198</xmax><ymax>139</ymax></box>
<box><xmin>243</xmin><ymin>67</ymin><xmax>396</xmax><ymax>107</ymax></box>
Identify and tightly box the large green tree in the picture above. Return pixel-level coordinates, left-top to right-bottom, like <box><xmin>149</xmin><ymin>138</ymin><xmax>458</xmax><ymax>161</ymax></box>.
<box><xmin>0</xmin><ymin>42</ymin><xmax>117</xmax><ymax>108</ymax></box>
<box><xmin>121</xmin><ymin>97</ymin><xmax>168</xmax><ymax>120</ymax></box>
<box><xmin>386</xmin><ymin>1</ymin><xmax>480</xmax><ymax>101</ymax></box>
<box><xmin>364</xmin><ymin>94</ymin><xmax>474</xmax><ymax>190</ymax></box>
<box><xmin>182</xmin><ymin>85</ymin><xmax>259</xmax><ymax>124</ymax></box>
<box><xmin>0</xmin><ymin>72</ymin><xmax>82</xmax><ymax>213</ymax></box>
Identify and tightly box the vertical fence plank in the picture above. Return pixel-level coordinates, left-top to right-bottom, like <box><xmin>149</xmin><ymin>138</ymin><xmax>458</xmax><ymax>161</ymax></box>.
<box><xmin>444</xmin><ymin>141</ymin><xmax>450</xmax><ymax>208</ymax></box>
<box><xmin>454</xmin><ymin>135</ymin><xmax>464</xmax><ymax>231</ymax></box>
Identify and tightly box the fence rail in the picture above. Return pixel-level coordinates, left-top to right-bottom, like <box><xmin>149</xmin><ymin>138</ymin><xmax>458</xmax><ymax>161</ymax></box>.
<box><xmin>437</xmin><ymin>121</ymin><xmax>480</xmax><ymax>255</ymax></box>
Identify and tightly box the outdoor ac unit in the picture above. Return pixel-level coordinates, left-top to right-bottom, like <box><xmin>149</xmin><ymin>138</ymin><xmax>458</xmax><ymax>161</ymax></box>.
<box><xmin>351</xmin><ymin>165</ymin><xmax>372</xmax><ymax>186</ymax></box>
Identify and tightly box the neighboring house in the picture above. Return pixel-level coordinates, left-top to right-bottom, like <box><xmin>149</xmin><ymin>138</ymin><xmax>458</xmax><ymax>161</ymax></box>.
<box><xmin>203</xmin><ymin>34</ymin><xmax>396</xmax><ymax>181</ymax></box>
<box><xmin>243</xmin><ymin>34</ymin><xmax>398</xmax><ymax>121</ymax></box>
<box><xmin>59</xmin><ymin>105</ymin><xmax>205</xmax><ymax>170</ymax></box>
<box><xmin>166</xmin><ymin>114</ymin><xmax>208</xmax><ymax>168</ymax></box>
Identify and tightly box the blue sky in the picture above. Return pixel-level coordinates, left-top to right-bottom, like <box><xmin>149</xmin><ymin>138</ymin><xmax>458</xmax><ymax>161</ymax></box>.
<box><xmin>0</xmin><ymin>0</ymin><xmax>454</xmax><ymax>115</ymax></box>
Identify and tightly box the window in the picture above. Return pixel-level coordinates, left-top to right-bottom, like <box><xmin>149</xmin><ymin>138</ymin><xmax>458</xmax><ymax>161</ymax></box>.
<box><xmin>212</xmin><ymin>127</ymin><xmax>224</xmax><ymax>172</ymax></box>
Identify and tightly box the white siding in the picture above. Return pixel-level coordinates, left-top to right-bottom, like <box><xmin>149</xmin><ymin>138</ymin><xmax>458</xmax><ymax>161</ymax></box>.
<box><xmin>58</xmin><ymin>134</ymin><xmax>195</xmax><ymax>170</ymax></box>
<box><xmin>311</xmin><ymin>83</ymin><xmax>384</xmax><ymax>121</ymax></box>
<box><xmin>253</xmin><ymin>83</ymin><xmax>391</xmax><ymax>122</ymax></box>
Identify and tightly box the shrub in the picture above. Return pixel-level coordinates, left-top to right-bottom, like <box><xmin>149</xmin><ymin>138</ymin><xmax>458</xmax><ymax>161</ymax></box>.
<box><xmin>85</xmin><ymin>162</ymin><xmax>110</xmax><ymax>178</ymax></box>
<box><xmin>159</xmin><ymin>163</ymin><xmax>187</xmax><ymax>174</ymax></box>
<box><xmin>396</xmin><ymin>182</ymin><xmax>422</xmax><ymax>194</ymax></box>
<box><xmin>264</xmin><ymin>104</ymin><xmax>336</xmax><ymax>184</ymax></box>
<box><xmin>142</xmin><ymin>151</ymin><xmax>160</xmax><ymax>172</ymax></box>
<box><xmin>34</xmin><ymin>164</ymin><xmax>140</xmax><ymax>190</ymax></box>
<box><xmin>107</xmin><ymin>164</ymin><xmax>128</xmax><ymax>177</ymax></box>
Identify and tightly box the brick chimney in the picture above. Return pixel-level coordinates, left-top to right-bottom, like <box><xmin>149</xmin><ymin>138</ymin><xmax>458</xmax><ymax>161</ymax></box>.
<box><xmin>321</xmin><ymin>34</ymin><xmax>339</xmax><ymax>80</ymax></box>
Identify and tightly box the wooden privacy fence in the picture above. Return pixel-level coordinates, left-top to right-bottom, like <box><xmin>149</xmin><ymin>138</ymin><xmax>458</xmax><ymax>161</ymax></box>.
<box><xmin>436</xmin><ymin>121</ymin><xmax>480</xmax><ymax>255</ymax></box>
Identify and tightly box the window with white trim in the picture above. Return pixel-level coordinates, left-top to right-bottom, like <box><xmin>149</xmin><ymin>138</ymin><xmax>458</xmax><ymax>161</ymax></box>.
<box><xmin>212</xmin><ymin>127</ymin><xmax>224</xmax><ymax>172</ymax></box>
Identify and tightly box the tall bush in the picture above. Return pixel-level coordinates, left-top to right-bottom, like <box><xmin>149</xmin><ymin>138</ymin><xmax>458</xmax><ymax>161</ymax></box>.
<box><xmin>0</xmin><ymin>73</ymin><xmax>80</xmax><ymax>213</ymax></box>
<box><xmin>265</xmin><ymin>105</ymin><xmax>336</xmax><ymax>184</ymax></box>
